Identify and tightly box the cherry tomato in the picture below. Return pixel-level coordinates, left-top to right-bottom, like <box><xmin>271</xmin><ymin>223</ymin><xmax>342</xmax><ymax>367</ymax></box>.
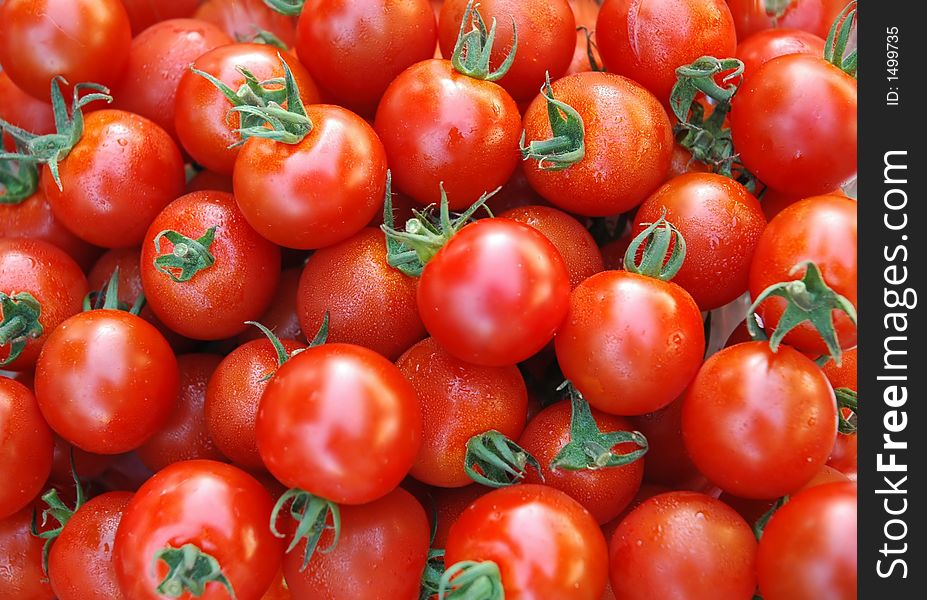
<box><xmin>426</xmin><ymin>484</ymin><xmax>489</xmax><ymax>549</ymax></box>
<box><xmin>629</xmin><ymin>397</ymin><xmax>703</xmax><ymax>488</ymax></box>
<box><xmin>195</xmin><ymin>0</ymin><xmax>298</xmax><ymax>47</ymax></box>
<box><xmin>114</xmin><ymin>460</ymin><xmax>284</xmax><ymax>600</ymax></box>
<box><xmin>49</xmin><ymin>435</ymin><xmax>112</xmax><ymax>485</ymax></box>
<box><xmin>727</xmin><ymin>0</ymin><xmax>835</xmax><ymax>40</ymax></box>
<box><xmin>446</xmin><ymin>484</ymin><xmax>608</xmax><ymax>599</ymax></box>
<box><xmin>0</xmin><ymin>377</ymin><xmax>54</xmax><ymax>519</ymax></box>
<box><xmin>236</xmin><ymin>267</ymin><xmax>304</xmax><ymax>345</ymax></box>
<box><xmin>257</xmin><ymin>343</ymin><xmax>422</xmax><ymax>505</ymax></box>
<box><xmin>0</xmin><ymin>504</ymin><xmax>55</xmax><ymax>599</ymax></box>
<box><xmin>666</xmin><ymin>144</ymin><xmax>711</xmax><ymax>181</ymax></box>
<box><xmin>737</xmin><ymin>28</ymin><xmax>827</xmax><ymax>75</ymax></box>
<box><xmin>0</xmin><ymin>70</ymin><xmax>54</xmax><ymax>150</ymax></box>
<box><xmin>120</xmin><ymin>0</ymin><xmax>200</xmax><ymax>34</ymax></box>
<box><xmin>823</xmin><ymin>346</ymin><xmax>857</xmax><ymax>477</ymax></box>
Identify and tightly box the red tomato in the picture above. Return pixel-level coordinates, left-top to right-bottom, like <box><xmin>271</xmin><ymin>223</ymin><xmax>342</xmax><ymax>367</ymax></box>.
<box><xmin>727</xmin><ymin>0</ymin><xmax>834</xmax><ymax>40</ymax></box>
<box><xmin>294</xmin><ymin>0</ymin><xmax>437</xmax><ymax>116</ymax></box>
<box><xmin>749</xmin><ymin>194</ymin><xmax>857</xmax><ymax>356</ymax></box>
<box><xmin>737</xmin><ymin>28</ymin><xmax>827</xmax><ymax>75</ymax></box>
<box><xmin>120</xmin><ymin>0</ymin><xmax>199</xmax><ymax>34</ymax></box>
<box><xmin>34</xmin><ymin>309</ymin><xmax>179</xmax><ymax>454</ymax></box>
<box><xmin>0</xmin><ymin>70</ymin><xmax>54</xmax><ymax>150</ymax></box>
<box><xmin>257</xmin><ymin>344</ymin><xmax>422</xmax><ymax>505</ymax></box>
<box><xmin>520</xmin><ymin>71</ymin><xmax>673</xmax><ymax>216</ymax></box>
<box><xmin>0</xmin><ymin>0</ymin><xmax>131</xmax><ymax>101</ymax></box>
<box><xmin>757</xmin><ymin>482</ymin><xmax>857</xmax><ymax>600</ymax></box>
<box><xmin>236</xmin><ymin>267</ymin><xmax>304</xmax><ymax>345</ymax></box>
<box><xmin>0</xmin><ymin>505</ymin><xmax>55</xmax><ymax>600</ymax></box>
<box><xmin>822</xmin><ymin>346</ymin><xmax>857</xmax><ymax>391</ymax></box>
<box><xmin>140</xmin><ymin>191</ymin><xmax>281</xmax><ymax>340</ymax></box>
<box><xmin>195</xmin><ymin>0</ymin><xmax>298</xmax><ymax>47</ymax></box>
<box><xmin>417</xmin><ymin>219</ymin><xmax>571</xmax><ymax>366</ymax></box>
<box><xmin>375</xmin><ymin>59</ymin><xmax>521</xmax><ymax>209</ymax></box>
<box><xmin>1</xmin><ymin>238</ymin><xmax>88</xmax><ymax>371</ymax></box>
<box><xmin>609</xmin><ymin>491</ymin><xmax>757</xmax><ymax>600</ymax></box>
<box><xmin>632</xmin><ymin>173</ymin><xmax>767</xmax><ymax>310</ymax></box>
<box><xmin>596</xmin><ymin>0</ymin><xmax>737</xmax><ymax>103</ymax></box>
<box><xmin>731</xmin><ymin>55</ymin><xmax>857</xmax><ymax>196</ymax></box>
<box><xmin>555</xmin><ymin>270</ymin><xmax>705</xmax><ymax>416</ymax></box>
<box><xmin>186</xmin><ymin>170</ymin><xmax>235</xmax><ymax>194</ymax></box>
<box><xmin>445</xmin><ymin>484</ymin><xmax>608</xmax><ymax>599</ymax></box>
<box><xmin>233</xmin><ymin>104</ymin><xmax>387</xmax><ymax>249</ymax></box>
<box><xmin>438</xmin><ymin>0</ymin><xmax>576</xmax><ymax>102</ymax></box>
<box><xmin>600</xmin><ymin>231</ymin><xmax>633</xmax><ymax>271</ymax></box>
<box><xmin>427</xmin><ymin>484</ymin><xmax>489</xmax><ymax>549</ymax></box>
<box><xmin>823</xmin><ymin>346</ymin><xmax>857</xmax><ymax>476</ymax></box>
<box><xmin>283</xmin><ymin>487</ymin><xmax>430</xmax><ymax>600</ymax></box>
<box><xmin>49</xmin><ymin>434</ymin><xmax>112</xmax><ymax>485</ymax></box>
<box><xmin>666</xmin><ymin>144</ymin><xmax>711</xmax><ymax>181</ymax></box>
<box><xmin>114</xmin><ymin>460</ymin><xmax>284</xmax><ymax>600</ymax></box>
<box><xmin>629</xmin><ymin>397</ymin><xmax>703</xmax><ymax>488</ymax></box>
<box><xmin>297</xmin><ymin>228</ymin><xmax>425</xmax><ymax>361</ymax></box>
<box><xmin>48</xmin><ymin>491</ymin><xmax>132</xmax><ymax>600</ymax></box>
<box><xmin>175</xmin><ymin>44</ymin><xmax>320</xmax><ymax>175</ymax></box>
<box><xmin>0</xmin><ymin>377</ymin><xmax>53</xmax><ymax>519</ymax></box>
<box><xmin>683</xmin><ymin>341</ymin><xmax>838</xmax><ymax>498</ymax></box>
<box><xmin>396</xmin><ymin>337</ymin><xmax>528</xmax><ymax>487</ymax></box>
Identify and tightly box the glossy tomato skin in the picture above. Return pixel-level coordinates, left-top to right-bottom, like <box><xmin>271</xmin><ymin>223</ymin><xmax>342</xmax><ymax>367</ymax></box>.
<box><xmin>195</xmin><ymin>0</ymin><xmax>297</xmax><ymax>47</ymax></box>
<box><xmin>0</xmin><ymin>238</ymin><xmax>88</xmax><ymax>371</ymax></box>
<box><xmin>374</xmin><ymin>59</ymin><xmax>521</xmax><ymax>209</ymax></box>
<box><xmin>731</xmin><ymin>54</ymin><xmax>857</xmax><ymax>196</ymax></box>
<box><xmin>205</xmin><ymin>337</ymin><xmax>306</xmax><ymax>471</ymax></box>
<box><xmin>682</xmin><ymin>341</ymin><xmax>838</xmax><ymax>498</ymax></box>
<box><xmin>757</xmin><ymin>482</ymin><xmax>857</xmax><ymax>600</ymax></box>
<box><xmin>34</xmin><ymin>310</ymin><xmax>179</xmax><ymax>454</ymax></box>
<box><xmin>49</xmin><ymin>434</ymin><xmax>112</xmax><ymax>485</ymax></box>
<box><xmin>297</xmin><ymin>228</ymin><xmax>425</xmax><ymax>361</ymax></box>
<box><xmin>609</xmin><ymin>492</ymin><xmax>757</xmax><ymax>600</ymax></box>
<box><xmin>42</xmin><ymin>109</ymin><xmax>185</xmax><ymax>249</ymax></box>
<box><xmin>446</xmin><ymin>484</ymin><xmax>608</xmax><ymax>600</ymax></box>
<box><xmin>438</xmin><ymin>0</ymin><xmax>576</xmax><ymax>102</ymax></box>
<box><xmin>749</xmin><ymin>194</ymin><xmax>857</xmax><ymax>356</ymax></box>
<box><xmin>417</xmin><ymin>219</ymin><xmax>571</xmax><ymax>367</ymax></box>
<box><xmin>426</xmin><ymin>484</ymin><xmax>489</xmax><ymax>549</ymax></box>
<box><xmin>736</xmin><ymin>28</ymin><xmax>827</xmax><ymax>75</ymax></box>
<box><xmin>120</xmin><ymin>0</ymin><xmax>199</xmax><ymax>34</ymax></box>
<box><xmin>632</xmin><ymin>173</ymin><xmax>767</xmax><ymax>310</ymax></box>
<box><xmin>47</xmin><ymin>491</ymin><xmax>132</xmax><ymax>600</ymax></box>
<box><xmin>596</xmin><ymin>0</ymin><xmax>737</xmax><ymax>103</ymax></box>
<box><xmin>141</xmin><ymin>191</ymin><xmax>281</xmax><ymax>340</ymax></box>
<box><xmin>521</xmin><ymin>71</ymin><xmax>674</xmax><ymax>216</ymax></box>
<box><xmin>295</xmin><ymin>0</ymin><xmax>437</xmax><ymax>116</ymax></box>
<box><xmin>629</xmin><ymin>397</ymin><xmax>702</xmax><ymax>488</ymax></box>
<box><xmin>396</xmin><ymin>337</ymin><xmax>528</xmax><ymax>487</ymax></box>
<box><xmin>519</xmin><ymin>400</ymin><xmax>644</xmax><ymax>524</ymax></box>
<box><xmin>823</xmin><ymin>346</ymin><xmax>857</xmax><ymax>477</ymax></box>
<box><xmin>283</xmin><ymin>487</ymin><xmax>430</xmax><ymax>600</ymax></box>
<box><xmin>114</xmin><ymin>460</ymin><xmax>284</xmax><ymax>600</ymax></box>
<box><xmin>234</xmin><ymin>104</ymin><xmax>387</xmax><ymax>249</ymax></box>
<box><xmin>555</xmin><ymin>271</ymin><xmax>705</xmax><ymax>416</ymax></box>
<box><xmin>0</xmin><ymin>505</ymin><xmax>55</xmax><ymax>600</ymax></box>
<box><xmin>175</xmin><ymin>44</ymin><xmax>320</xmax><ymax>175</ymax></box>
<box><xmin>0</xmin><ymin>378</ymin><xmax>54</xmax><ymax>520</ymax></box>
<box><xmin>0</xmin><ymin>0</ymin><xmax>131</xmax><ymax>101</ymax></box>
<box><xmin>257</xmin><ymin>344</ymin><xmax>422</xmax><ymax>505</ymax></box>
<box><xmin>236</xmin><ymin>267</ymin><xmax>304</xmax><ymax>345</ymax></box>
<box><xmin>727</xmin><ymin>0</ymin><xmax>835</xmax><ymax>40</ymax></box>
<box><xmin>0</xmin><ymin>70</ymin><xmax>54</xmax><ymax>150</ymax></box>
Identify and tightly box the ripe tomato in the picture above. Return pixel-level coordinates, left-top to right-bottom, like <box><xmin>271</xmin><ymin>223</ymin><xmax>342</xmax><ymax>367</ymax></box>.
<box><xmin>294</xmin><ymin>0</ymin><xmax>437</xmax><ymax>115</ymax></box>
<box><xmin>195</xmin><ymin>0</ymin><xmax>298</xmax><ymax>47</ymax></box>
<box><xmin>445</xmin><ymin>484</ymin><xmax>608</xmax><ymax>599</ymax></box>
<box><xmin>737</xmin><ymin>28</ymin><xmax>827</xmax><ymax>75</ymax></box>
<box><xmin>425</xmin><ymin>484</ymin><xmax>489</xmax><ymax>549</ymax></box>
<box><xmin>731</xmin><ymin>54</ymin><xmax>857</xmax><ymax>196</ymax></box>
<box><xmin>438</xmin><ymin>0</ymin><xmax>576</xmax><ymax>102</ymax></box>
<box><xmin>629</xmin><ymin>397</ymin><xmax>703</xmax><ymax>488</ymax></box>
<box><xmin>114</xmin><ymin>460</ymin><xmax>284</xmax><ymax>600</ymax></box>
<box><xmin>609</xmin><ymin>492</ymin><xmax>757</xmax><ymax>600</ymax></box>
<box><xmin>632</xmin><ymin>173</ymin><xmax>767</xmax><ymax>310</ymax></box>
<box><xmin>297</xmin><ymin>228</ymin><xmax>425</xmax><ymax>361</ymax></box>
<box><xmin>1</xmin><ymin>238</ymin><xmax>88</xmax><ymax>371</ymax></box>
<box><xmin>596</xmin><ymin>0</ymin><xmax>737</xmax><ymax>103</ymax></box>
<box><xmin>48</xmin><ymin>491</ymin><xmax>132</xmax><ymax>600</ymax></box>
<box><xmin>175</xmin><ymin>44</ymin><xmax>320</xmax><ymax>175</ymax></box>
<box><xmin>757</xmin><ymin>482</ymin><xmax>857</xmax><ymax>600</ymax></box>
<box><xmin>749</xmin><ymin>194</ymin><xmax>857</xmax><ymax>356</ymax></box>
<box><xmin>186</xmin><ymin>170</ymin><xmax>235</xmax><ymax>194</ymax></box>
<box><xmin>236</xmin><ymin>267</ymin><xmax>304</xmax><ymax>345</ymax></box>
<box><xmin>0</xmin><ymin>0</ymin><xmax>131</xmax><ymax>101</ymax></box>
<box><xmin>283</xmin><ymin>487</ymin><xmax>430</xmax><ymax>600</ymax></box>
<box><xmin>727</xmin><ymin>0</ymin><xmax>835</xmax><ymax>40</ymax></box>
<box><xmin>396</xmin><ymin>337</ymin><xmax>528</xmax><ymax>487</ymax></box>
<box><xmin>682</xmin><ymin>341</ymin><xmax>838</xmax><ymax>498</ymax></box>
<box><xmin>140</xmin><ymin>191</ymin><xmax>281</xmax><ymax>340</ymax></box>
<box><xmin>49</xmin><ymin>434</ymin><xmax>112</xmax><ymax>485</ymax></box>
<box><xmin>417</xmin><ymin>219</ymin><xmax>571</xmax><ymax>366</ymax></box>
<box><xmin>0</xmin><ymin>504</ymin><xmax>54</xmax><ymax>600</ymax></box>
<box><xmin>555</xmin><ymin>270</ymin><xmax>705</xmax><ymax>416</ymax></box>
<box><xmin>822</xmin><ymin>346</ymin><xmax>857</xmax><ymax>477</ymax></box>
<box><xmin>34</xmin><ymin>309</ymin><xmax>179</xmax><ymax>454</ymax></box>
<box><xmin>120</xmin><ymin>0</ymin><xmax>200</xmax><ymax>34</ymax></box>
<box><xmin>375</xmin><ymin>59</ymin><xmax>521</xmax><ymax>209</ymax></box>
<box><xmin>0</xmin><ymin>70</ymin><xmax>54</xmax><ymax>150</ymax></box>
<box><xmin>520</xmin><ymin>71</ymin><xmax>673</xmax><ymax>216</ymax></box>
<box><xmin>257</xmin><ymin>343</ymin><xmax>422</xmax><ymax>505</ymax></box>
<box><xmin>0</xmin><ymin>377</ymin><xmax>54</xmax><ymax>519</ymax></box>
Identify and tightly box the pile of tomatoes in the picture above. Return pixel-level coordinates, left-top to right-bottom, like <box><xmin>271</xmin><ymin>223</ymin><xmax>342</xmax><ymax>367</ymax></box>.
<box><xmin>1</xmin><ymin>0</ymin><xmax>857</xmax><ymax>599</ymax></box>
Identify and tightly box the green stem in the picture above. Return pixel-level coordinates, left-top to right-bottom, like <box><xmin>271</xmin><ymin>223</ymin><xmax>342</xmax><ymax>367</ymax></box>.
<box><xmin>30</xmin><ymin>451</ymin><xmax>86</xmax><ymax>574</ymax></box>
<box><xmin>270</xmin><ymin>489</ymin><xmax>341</xmax><ymax>572</ymax></box>
<box><xmin>0</xmin><ymin>292</ymin><xmax>43</xmax><ymax>366</ymax></box>
<box><xmin>230</xmin><ymin>56</ymin><xmax>314</xmax><ymax>145</ymax></box>
<box><xmin>623</xmin><ymin>210</ymin><xmax>687</xmax><ymax>281</ymax></box>
<box><xmin>262</xmin><ymin>0</ymin><xmax>304</xmax><ymax>16</ymax></box>
<box><xmin>438</xmin><ymin>561</ymin><xmax>504</xmax><ymax>600</ymax></box>
<box><xmin>153</xmin><ymin>227</ymin><xmax>217</xmax><ymax>283</ymax></box>
<box><xmin>0</xmin><ymin>152</ymin><xmax>39</xmax><ymax>204</ymax></box>
<box><xmin>753</xmin><ymin>496</ymin><xmax>788</xmax><ymax>540</ymax></box>
<box><xmin>824</xmin><ymin>2</ymin><xmax>858</xmax><ymax>77</ymax></box>
<box><xmin>451</xmin><ymin>0</ymin><xmax>517</xmax><ymax>81</ymax></box>
<box><xmin>835</xmin><ymin>387</ymin><xmax>857</xmax><ymax>435</ymax></box>
<box><xmin>520</xmin><ymin>72</ymin><xmax>585</xmax><ymax>171</ymax></box>
<box><xmin>420</xmin><ymin>549</ymin><xmax>447</xmax><ymax>600</ymax></box>
<box><xmin>464</xmin><ymin>430</ymin><xmax>543</xmax><ymax>488</ymax></box>
<box><xmin>153</xmin><ymin>544</ymin><xmax>236</xmax><ymax>599</ymax></box>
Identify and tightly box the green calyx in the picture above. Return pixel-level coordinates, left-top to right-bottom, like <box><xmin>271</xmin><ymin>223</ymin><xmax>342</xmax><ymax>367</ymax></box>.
<box><xmin>519</xmin><ymin>71</ymin><xmax>586</xmax><ymax>171</ymax></box>
<box><xmin>31</xmin><ymin>452</ymin><xmax>86</xmax><ymax>574</ymax></box>
<box><xmin>0</xmin><ymin>77</ymin><xmax>112</xmax><ymax>191</ymax></box>
<box><xmin>753</xmin><ymin>495</ymin><xmax>788</xmax><ymax>540</ymax></box>
<box><xmin>262</xmin><ymin>0</ymin><xmax>304</xmax><ymax>16</ymax></box>
<box><xmin>623</xmin><ymin>210</ymin><xmax>686</xmax><ymax>281</ymax></box>
<box><xmin>550</xmin><ymin>382</ymin><xmax>648</xmax><ymax>471</ymax></box>
<box><xmin>82</xmin><ymin>267</ymin><xmax>146</xmax><ymax>315</ymax></box>
<box><xmin>764</xmin><ymin>0</ymin><xmax>792</xmax><ymax>20</ymax></box>
<box><xmin>239</xmin><ymin>28</ymin><xmax>289</xmax><ymax>51</ymax></box>
<box><xmin>246</xmin><ymin>312</ymin><xmax>327</xmax><ymax>380</ymax></box>
<box><xmin>464</xmin><ymin>430</ymin><xmax>544</xmax><ymax>488</ymax></box>
<box><xmin>836</xmin><ymin>387</ymin><xmax>858</xmax><ymax>435</ymax></box>
<box><xmin>824</xmin><ymin>2</ymin><xmax>858</xmax><ymax>77</ymax></box>
<box><xmin>438</xmin><ymin>560</ymin><xmax>504</xmax><ymax>600</ymax></box>
<box><xmin>230</xmin><ymin>54</ymin><xmax>313</xmax><ymax>145</ymax></box>
<box><xmin>746</xmin><ymin>261</ymin><xmax>857</xmax><ymax>365</ymax></box>
<box><xmin>0</xmin><ymin>142</ymin><xmax>40</xmax><ymax>204</ymax></box>
<box><xmin>420</xmin><ymin>549</ymin><xmax>447</xmax><ymax>600</ymax></box>
<box><xmin>576</xmin><ymin>26</ymin><xmax>604</xmax><ymax>73</ymax></box>
<box><xmin>270</xmin><ymin>489</ymin><xmax>341</xmax><ymax>572</ymax></box>
<box><xmin>0</xmin><ymin>291</ymin><xmax>43</xmax><ymax>366</ymax></box>
<box><xmin>451</xmin><ymin>0</ymin><xmax>517</xmax><ymax>81</ymax></box>
<box><xmin>153</xmin><ymin>544</ymin><xmax>236</xmax><ymax>599</ymax></box>
<box><xmin>153</xmin><ymin>227</ymin><xmax>217</xmax><ymax>283</ymax></box>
